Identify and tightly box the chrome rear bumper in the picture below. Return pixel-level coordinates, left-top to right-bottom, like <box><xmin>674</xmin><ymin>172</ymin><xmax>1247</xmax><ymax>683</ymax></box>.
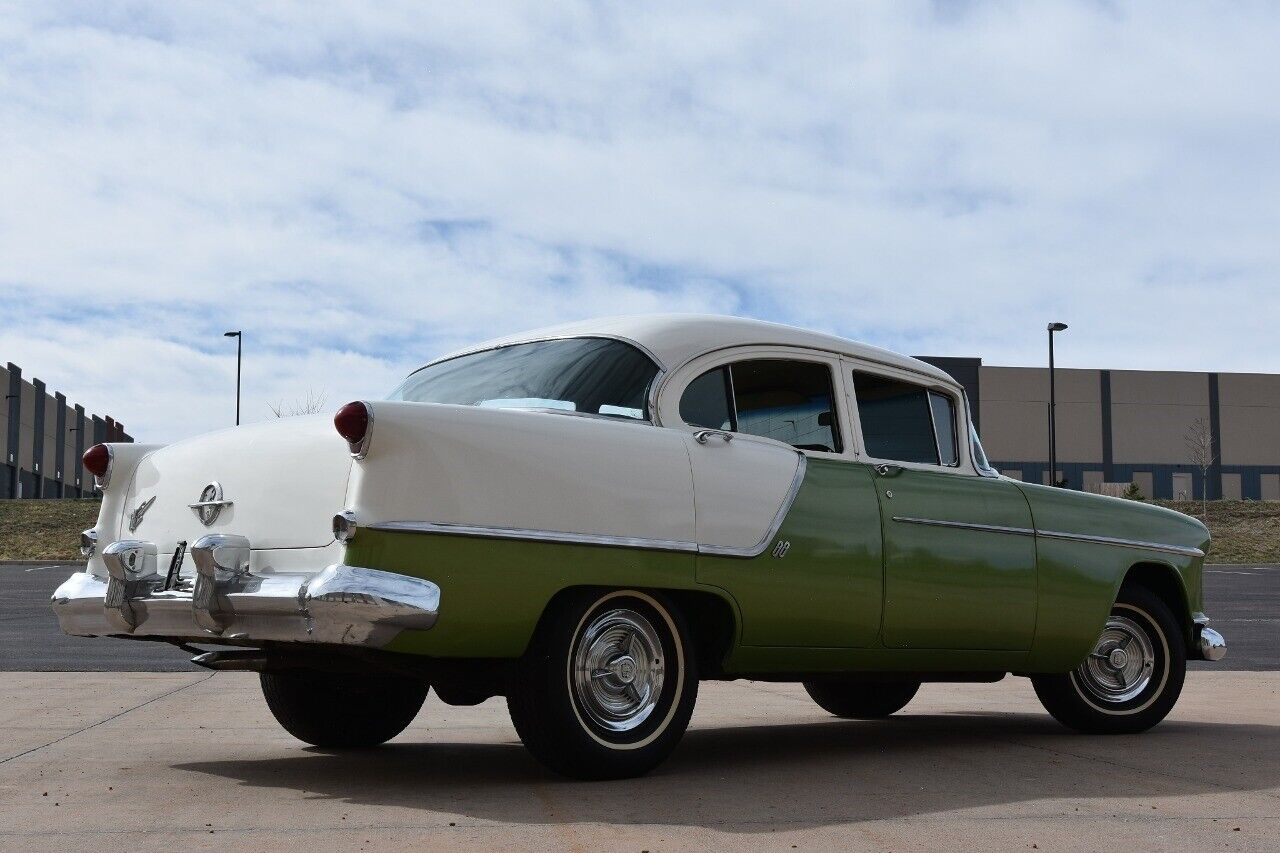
<box><xmin>51</xmin><ymin>534</ymin><xmax>439</xmax><ymax>648</ymax></box>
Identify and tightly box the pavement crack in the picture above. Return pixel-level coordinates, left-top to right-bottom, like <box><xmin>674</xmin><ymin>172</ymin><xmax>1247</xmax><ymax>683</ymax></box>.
<box><xmin>0</xmin><ymin>673</ymin><xmax>214</xmax><ymax>765</ymax></box>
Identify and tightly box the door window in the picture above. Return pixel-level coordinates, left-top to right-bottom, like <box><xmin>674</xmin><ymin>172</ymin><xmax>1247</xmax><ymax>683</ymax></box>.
<box><xmin>678</xmin><ymin>367</ymin><xmax>733</xmax><ymax>430</ymax></box>
<box><xmin>679</xmin><ymin>359</ymin><xmax>841</xmax><ymax>452</ymax></box>
<box><xmin>851</xmin><ymin>370</ymin><xmax>960</xmax><ymax>466</ymax></box>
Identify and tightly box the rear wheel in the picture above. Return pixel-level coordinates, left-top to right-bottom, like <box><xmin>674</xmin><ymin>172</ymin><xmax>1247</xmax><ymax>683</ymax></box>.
<box><xmin>507</xmin><ymin>589</ymin><xmax>698</xmax><ymax>780</ymax></box>
<box><xmin>260</xmin><ymin>670</ymin><xmax>428</xmax><ymax>748</ymax></box>
<box><xmin>802</xmin><ymin>680</ymin><xmax>920</xmax><ymax>718</ymax></box>
<box><xmin>1032</xmin><ymin>584</ymin><xmax>1185</xmax><ymax>734</ymax></box>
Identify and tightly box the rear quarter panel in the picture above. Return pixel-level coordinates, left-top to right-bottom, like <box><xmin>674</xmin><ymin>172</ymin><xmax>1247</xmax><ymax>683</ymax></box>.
<box><xmin>1017</xmin><ymin>481</ymin><xmax>1209</xmax><ymax>671</ymax></box>
<box><xmin>348</xmin><ymin>402</ymin><xmax>696</xmax><ymax>543</ymax></box>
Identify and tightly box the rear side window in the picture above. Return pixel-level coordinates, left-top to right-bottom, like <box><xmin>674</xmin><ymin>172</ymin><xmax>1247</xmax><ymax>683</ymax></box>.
<box><xmin>851</xmin><ymin>371</ymin><xmax>959</xmax><ymax>466</ymax></box>
<box><xmin>679</xmin><ymin>367</ymin><xmax>733</xmax><ymax>430</ymax></box>
<box><xmin>679</xmin><ymin>359</ymin><xmax>841</xmax><ymax>452</ymax></box>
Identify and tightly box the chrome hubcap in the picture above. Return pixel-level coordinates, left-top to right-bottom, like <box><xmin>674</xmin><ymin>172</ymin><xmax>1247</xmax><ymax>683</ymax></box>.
<box><xmin>572</xmin><ymin>608</ymin><xmax>664</xmax><ymax>732</ymax></box>
<box><xmin>1078</xmin><ymin>614</ymin><xmax>1156</xmax><ymax>703</ymax></box>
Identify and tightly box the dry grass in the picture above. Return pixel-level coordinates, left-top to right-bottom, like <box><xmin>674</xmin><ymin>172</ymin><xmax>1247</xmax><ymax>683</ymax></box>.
<box><xmin>1154</xmin><ymin>500</ymin><xmax>1280</xmax><ymax>564</ymax></box>
<box><xmin>0</xmin><ymin>499</ymin><xmax>100</xmax><ymax>561</ymax></box>
<box><xmin>0</xmin><ymin>497</ymin><xmax>1276</xmax><ymax>564</ymax></box>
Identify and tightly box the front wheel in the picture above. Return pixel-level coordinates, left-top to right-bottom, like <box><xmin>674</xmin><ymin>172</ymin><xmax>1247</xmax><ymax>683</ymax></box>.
<box><xmin>260</xmin><ymin>671</ymin><xmax>428</xmax><ymax>748</ymax></box>
<box><xmin>1032</xmin><ymin>584</ymin><xmax>1186</xmax><ymax>734</ymax></box>
<box><xmin>507</xmin><ymin>589</ymin><xmax>699</xmax><ymax>780</ymax></box>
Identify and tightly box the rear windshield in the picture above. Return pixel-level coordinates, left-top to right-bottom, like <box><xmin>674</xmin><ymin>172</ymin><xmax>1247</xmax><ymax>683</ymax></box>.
<box><xmin>389</xmin><ymin>337</ymin><xmax>660</xmax><ymax>421</ymax></box>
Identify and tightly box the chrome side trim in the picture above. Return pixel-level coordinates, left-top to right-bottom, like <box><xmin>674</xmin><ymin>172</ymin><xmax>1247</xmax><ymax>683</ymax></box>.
<box><xmin>415</xmin><ymin>333</ymin><xmax>669</xmax><ymax>373</ymax></box>
<box><xmin>1035</xmin><ymin>529</ymin><xmax>1205</xmax><ymax>558</ymax></box>
<box><xmin>891</xmin><ymin>516</ymin><xmax>1035</xmax><ymax>537</ymax></box>
<box><xmin>891</xmin><ymin>516</ymin><xmax>1204</xmax><ymax>557</ymax></box>
<box><xmin>368</xmin><ymin>521</ymin><xmax>700</xmax><ymax>554</ymax></box>
<box><xmin>699</xmin><ymin>452</ymin><xmax>809</xmax><ymax>558</ymax></box>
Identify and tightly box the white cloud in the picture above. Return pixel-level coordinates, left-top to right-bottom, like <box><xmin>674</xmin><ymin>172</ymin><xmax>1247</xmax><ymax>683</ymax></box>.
<box><xmin>1</xmin><ymin>1</ymin><xmax>1277</xmax><ymax>442</ymax></box>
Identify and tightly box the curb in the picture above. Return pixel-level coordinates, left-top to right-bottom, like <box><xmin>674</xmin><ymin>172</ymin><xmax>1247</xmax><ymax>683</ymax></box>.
<box><xmin>0</xmin><ymin>559</ymin><xmax>79</xmax><ymax>566</ymax></box>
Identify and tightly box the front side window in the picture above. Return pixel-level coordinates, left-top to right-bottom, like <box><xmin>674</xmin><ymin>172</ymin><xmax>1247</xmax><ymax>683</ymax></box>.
<box><xmin>851</xmin><ymin>371</ymin><xmax>959</xmax><ymax>466</ymax></box>
<box><xmin>390</xmin><ymin>338</ymin><xmax>659</xmax><ymax>421</ymax></box>
<box><xmin>679</xmin><ymin>359</ymin><xmax>841</xmax><ymax>452</ymax></box>
<box><xmin>970</xmin><ymin>421</ymin><xmax>998</xmax><ymax>476</ymax></box>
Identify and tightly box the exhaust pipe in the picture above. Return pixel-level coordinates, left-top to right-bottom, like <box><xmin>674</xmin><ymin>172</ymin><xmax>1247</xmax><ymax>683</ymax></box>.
<box><xmin>191</xmin><ymin>650</ymin><xmax>270</xmax><ymax>671</ymax></box>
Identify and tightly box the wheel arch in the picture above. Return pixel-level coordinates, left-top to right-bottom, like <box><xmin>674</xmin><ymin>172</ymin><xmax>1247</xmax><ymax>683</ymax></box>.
<box><xmin>531</xmin><ymin>585</ymin><xmax>739</xmax><ymax>678</ymax></box>
<box><xmin>1119</xmin><ymin>561</ymin><xmax>1193</xmax><ymax>647</ymax></box>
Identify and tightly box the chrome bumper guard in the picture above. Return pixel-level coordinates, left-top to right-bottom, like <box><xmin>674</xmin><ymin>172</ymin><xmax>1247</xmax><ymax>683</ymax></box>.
<box><xmin>52</xmin><ymin>534</ymin><xmax>440</xmax><ymax>648</ymax></box>
<box><xmin>1192</xmin><ymin>613</ymin><xmax>1227</xmax><ymax>662</ymax></box>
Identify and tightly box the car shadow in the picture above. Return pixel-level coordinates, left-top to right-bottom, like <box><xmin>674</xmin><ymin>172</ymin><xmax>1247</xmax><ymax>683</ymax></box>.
<box><xmin>174</xmin><ymin>710</ymin><xmax>1280</xmax><ymax>832</ymax></box>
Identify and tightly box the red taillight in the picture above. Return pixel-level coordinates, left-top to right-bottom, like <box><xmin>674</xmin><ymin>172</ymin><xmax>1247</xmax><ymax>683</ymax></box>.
<box><xmin>83</xmin><ymin>443</ymin><xmax>112</xmax><ymax>478</ymax></box>
<box><xmin>334</xmin><ymin>401</ymin><xmax>371</xmax><ymax>456</ymax></box>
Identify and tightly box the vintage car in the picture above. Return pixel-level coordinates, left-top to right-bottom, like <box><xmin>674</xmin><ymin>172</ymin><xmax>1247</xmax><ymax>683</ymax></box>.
<box><xmin>53</xmin><ymin>315</ymin><xmax>1226</xmax><ymax>779</ymax></box>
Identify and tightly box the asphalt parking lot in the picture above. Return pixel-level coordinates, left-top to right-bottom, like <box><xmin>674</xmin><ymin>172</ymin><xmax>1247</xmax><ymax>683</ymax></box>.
<box><xmin>2</xmin><ymin>563</ymin><xmax>1277</xmax><ymax>850</ymax></box>
<box><xmin>4</xmin><ymin>562</ymin><xmax>1277</xmax><ymax>671</ymax></box>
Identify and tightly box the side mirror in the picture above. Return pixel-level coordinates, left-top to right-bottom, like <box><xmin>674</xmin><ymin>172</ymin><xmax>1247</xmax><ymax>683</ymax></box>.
<box><xmin>817</xmin><ymin>411</ymin><xmax>832</xmax><ymax>427</ymax></box>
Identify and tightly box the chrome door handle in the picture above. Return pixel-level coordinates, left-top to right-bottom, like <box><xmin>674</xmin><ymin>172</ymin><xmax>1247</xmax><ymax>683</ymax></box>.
<box><xmin>693</xmin><ymin>429</ymin><xmax>734</xmax><ymax>444</ymax></box>
<box><xmin>874</xmin><ymin>463</ymin><xmax>903</xmax><ymax>477</ymax></box>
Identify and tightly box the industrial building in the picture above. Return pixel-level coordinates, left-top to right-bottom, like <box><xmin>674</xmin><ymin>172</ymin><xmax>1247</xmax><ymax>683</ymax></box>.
<box><xmin>2</xmin><ymin>362</ymin><xmax>132</xmax><ymax>499</ymax></box>
<box><xmin>921</xmin><ymin>358</ymin><xmax>1280</xmax><ymax>501</ymax></box>
<box><xmin>5</xmin><ymin>353</ymin><xmax>1278</xmax><ymax>503</ymax></box>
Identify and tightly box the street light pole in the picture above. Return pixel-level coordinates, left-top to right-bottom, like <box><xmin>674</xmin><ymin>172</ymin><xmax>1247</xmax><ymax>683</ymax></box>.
<box><xmin>1047</xmin><ymin>322</ymin><xmax>1068</xmax><ymax>487</ymax></box>
<box><xmin>224</xmin><ymin>331</ymin><xmax>242</xmax><ymax>426</ymax></box>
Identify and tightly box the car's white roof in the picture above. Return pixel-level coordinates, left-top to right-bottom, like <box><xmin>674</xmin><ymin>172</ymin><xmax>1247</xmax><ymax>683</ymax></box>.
<box><xmin>429</xmin><ymin>314</ymin><xmax>956</xmax><ymax>386</ymax></box>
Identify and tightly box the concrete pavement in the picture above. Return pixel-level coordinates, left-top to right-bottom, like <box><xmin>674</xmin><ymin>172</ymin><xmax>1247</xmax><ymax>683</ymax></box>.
<box><xmin>1</xmin><ymin>672</ymin><xmax>1276</xmax><ymax>851</ymax></box>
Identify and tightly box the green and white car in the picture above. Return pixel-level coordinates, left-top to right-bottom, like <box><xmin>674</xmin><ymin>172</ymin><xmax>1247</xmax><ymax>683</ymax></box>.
<box><xmin>53</xmin><ymin>315</ymin><xmax>1226</xmax><ymax>779</ymax></box>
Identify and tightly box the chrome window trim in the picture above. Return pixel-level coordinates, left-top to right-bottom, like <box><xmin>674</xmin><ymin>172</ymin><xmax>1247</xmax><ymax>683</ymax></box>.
<box><xmin>655</xmin><ymin>341</ymin><xmax>956</xmax><ymax>409</ymax></box>
<box><xmin>412</xmin><ymin>333</ymin><xmax>669</xmax><ymax>373</ymax></box>
<box><xmin>369</xmin><ymin>452</ymin><xmax>809</xmax><ymax>560</ymax></box>
<box><xmin>891</xmin><ymin>516</ymin><xmax>1204</xmax><ymax>558</ymax></box>
<box><xmin>927</xmin><ymin>390</ymin><xmax>960</xmax><ymax>468</ymax></box>
<box><xmin>669</xmin><ymin>351</ymin><xmax>845</xmax><ymax>455</ymax></box>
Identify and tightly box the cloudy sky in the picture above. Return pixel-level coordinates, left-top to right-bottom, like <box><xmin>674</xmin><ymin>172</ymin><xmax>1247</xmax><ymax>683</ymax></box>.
<box><xmin>2</xmin><ymin>1</ymin><xmax>1277</xmax><ymax>443</ymax></box>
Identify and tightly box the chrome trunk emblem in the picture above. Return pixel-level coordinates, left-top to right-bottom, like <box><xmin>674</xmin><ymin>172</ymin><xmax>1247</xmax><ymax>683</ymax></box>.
<box><xmin>127</xmin><ymin>496</ymin><xmax>156</xmax><ymax>532</ymax></box>
<box><xmin>189</xmin><ymin>482</ymin><xmax>233</xmax><ymax>526</ymax></box>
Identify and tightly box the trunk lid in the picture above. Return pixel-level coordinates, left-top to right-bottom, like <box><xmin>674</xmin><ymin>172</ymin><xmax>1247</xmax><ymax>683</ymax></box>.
<box><xmin>119</xmin><ymin>416</ymin><xmax>351</xmax><ymax>550</ymax></box>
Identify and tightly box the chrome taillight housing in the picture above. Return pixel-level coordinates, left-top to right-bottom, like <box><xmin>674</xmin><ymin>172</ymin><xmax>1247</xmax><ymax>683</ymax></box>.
<box><xmin>80</xmin><ymin>529</ymin><xmax>98</xmax><ymax>558</ymax></box>
<box><xmin>332</xmin><ymin>511</ymin><xmax>358</xmax><ymax>543</ymax></box>
<box><xmin>83</xmin><ymin>443</ymin><xmax>113</xmax><ymax>489</ymax></box>
<box><xmin>334</xmin><ymin>401</ymin><xmax>372</xmax><ymax>458</ymax></box>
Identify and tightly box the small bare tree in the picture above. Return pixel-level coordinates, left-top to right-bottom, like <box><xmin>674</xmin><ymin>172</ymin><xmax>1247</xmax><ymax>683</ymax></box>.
<box><xmin>268</xmin><ymin>388</ymin><xmax>327</xmax><ymax>418</ymax></box>
<box><xmin>1183</xmin><ymin>417</ymin><xmax>1216</xmax><ymax>521</ymax></box>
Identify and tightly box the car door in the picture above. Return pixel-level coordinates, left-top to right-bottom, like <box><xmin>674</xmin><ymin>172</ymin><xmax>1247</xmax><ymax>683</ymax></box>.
<box><xmin>846</xmin><ymin>364</ymin><xmax>1038</xmax><ymax>651</ymax></box>
<box><xmin>671</xmin><ymin>351</ymin><xmax>884</xmax><ymax>648</ymax></box>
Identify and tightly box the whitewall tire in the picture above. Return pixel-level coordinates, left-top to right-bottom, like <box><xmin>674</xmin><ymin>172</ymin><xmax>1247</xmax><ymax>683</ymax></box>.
<box><xmin>1032</xmin><ymin>585</ymin><xmax>1186</xmax><ymax>734</ymax></box>
<box><xmin>507</xmin><ymin>589</ymin><xmax>699</xmax><ymax>779</ymax></box>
